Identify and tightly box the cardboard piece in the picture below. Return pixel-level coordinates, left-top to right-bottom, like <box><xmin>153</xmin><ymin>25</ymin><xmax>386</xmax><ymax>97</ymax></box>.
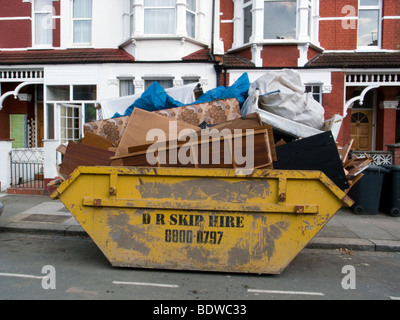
<box><xmin>114</xmin><ymin>108</ymin><xmax>200</xmax><ymax>158</ymax></box>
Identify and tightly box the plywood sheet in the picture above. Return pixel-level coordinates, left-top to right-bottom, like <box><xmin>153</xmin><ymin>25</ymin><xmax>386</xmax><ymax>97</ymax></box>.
<box><xmin>114</xmin><ymin>108</ymin><xmax>200</xmax><ymax>158</ymax></box>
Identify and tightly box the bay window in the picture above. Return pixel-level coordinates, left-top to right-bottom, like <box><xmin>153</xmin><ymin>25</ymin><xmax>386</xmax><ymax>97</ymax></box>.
<box><xmin>243</xmin><ymin>0</ymin><xmax>252</xmax><ymax>43</ymax></box>
<box><xmin>186</xmin><ymin>0</ymin><xmax>196</xmax><ymax>38</ymax></box>
<box><xmin>125</xmin><ymin>1</ymin><xmax>201</xmax><ymax>40</ymax></box>
<box><xmin>144</xmin><ymin>0</ymin><xmax>176</xmax><ymax>35</ymax></box>
<box><xmin>357</xmin><ymin>0</ymin><xmax>381</xmax><ymax>48</ymax></box>
<box><xmin>129</xmin><ymin>0</ymin><xmax>134</xmax><ymax>37</ymax></box>
<box><xmin>73</xmin><ymin>0</ymin><xmax>93</xmax><ymax>44</ymax></box>
<box><xmin>264</xmin><ymin>0</ymin><xmax>297</xmax><ymax>40</ymax></box>
<box><xmin>34</xmin><ymin>0</ymin><xmax>53</xmax><ymax>46</ymax></box>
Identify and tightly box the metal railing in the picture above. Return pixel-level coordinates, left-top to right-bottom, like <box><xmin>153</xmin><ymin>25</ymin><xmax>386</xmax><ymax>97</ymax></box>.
<box><xmin>10</xmin><ymin>148</ymin><xmax>45</xmax><ymax>189</ymax></box>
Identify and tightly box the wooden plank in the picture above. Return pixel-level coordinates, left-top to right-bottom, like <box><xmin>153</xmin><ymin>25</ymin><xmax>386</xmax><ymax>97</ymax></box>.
<box><xmin>338</xmin><ymin>139</ymin><xmax>354</xmax><ymax>164</ymax></box>
<box><xmin>59</xmin><ymin>142</ymin><xmax>115</xmax><ymax>176</ymax></box>
<box><xmin>111</xmin><ymin>125</ymin><xmax>275</xmax><ymax>170</ymax></box>
<box><xmin>81</xmin><ymin>131</ymin><xmax>116</xmax><ymax>150</ymax></box>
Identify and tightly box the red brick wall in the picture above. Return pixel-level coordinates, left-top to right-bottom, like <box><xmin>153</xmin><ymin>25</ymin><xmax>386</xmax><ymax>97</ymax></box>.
<box><xmin>234</xmin><ymin>47</ymin><xmax>252</xmax><ymax>62</ymax></box>
<box><xmin>0</xmin><ymin>0</ymin><xmax>31</xmax><ymax>17</ymax></box>
<box><xmin>319</xmin><ymin>20</ymin><xmax>358</xmax><ymax>50</ymax></box>
<box><xmin>319</xmin><ymin>0</ymin><xmax>359</xmax><ymax>18</ymax></box>
<box><xmin>323</xmin><ymin>72</ymin><xmax>350</xmax><ymax>146</ymax></box>
<box><xmin>319</xmin><ymin>0</ymin><xmax>359</xmax><ymax>51</ymax></box>
<box><xmin>261</xmin><ymin>46</ymin><xmax>299</xmax><ymax>68</ymax></box>
<box><xmin>220</xmin><ymin>0</ymin><xmax>234</xmax><ymax>52</ymax></box>
<box><xmin>382</xmin><ymin>108</ymin><xmax>397</xmax><ymax>150</ymax></box>
<box><xmin>382</xmin><ymin>19</ymin><xmax>400</xmax><ymax>50</ymax></box>
<box><xmin>0</xmin><ymin>0</ymin><xmax>31</xmax><ymax>48</ymax></box>
<box><xmin>382</xmin><ymin>0</ymin><xmax>399</xmax><ymax>16</ymax></box>
<box><xmin>0</xmin><ymin>20</ymin><xmax>32</xmax><ymax>48</ymax></box>
<box><xmin>0</xmin><ymin>0</ymin><xmax>61</xmax><ymax>49</ymax></box>
<box><xmin>308</xmin><ymin>47</ymin><xmax>321</xmax><ymax>61</ymax></box>
<box><xmin>382</xmin><ymin>0</ymin><xmax>400</xmax><ymax>50</ymax></box>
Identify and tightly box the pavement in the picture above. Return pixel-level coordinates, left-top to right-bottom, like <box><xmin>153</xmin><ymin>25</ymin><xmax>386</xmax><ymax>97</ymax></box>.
<box><xmin>0</xmin><ymin>193</ymin><xmax>400</xmax><ymax>252</ymax></box>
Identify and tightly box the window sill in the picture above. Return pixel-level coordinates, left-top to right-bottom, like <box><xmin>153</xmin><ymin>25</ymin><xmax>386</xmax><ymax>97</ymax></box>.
<box><xmin>28</xmin><ymin>46</ymin><xmax>54</xmax><ymax>51</ymax></box>
<box><xmin>229</xmin><ymin>40</ymin><xmax>324</xmax><ymax>52</ymax></box>
<box><xmin>119</xmin><ymin>35</ymin><xmax>207</xmax><ymax>48</ymax></box>
<box><xmin>355</xmin><ymin>47</ymin><xmax>382</xmax><ymax>52</ymax></box>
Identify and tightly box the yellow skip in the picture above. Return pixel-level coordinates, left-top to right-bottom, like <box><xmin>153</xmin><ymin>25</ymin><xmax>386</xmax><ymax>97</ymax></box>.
<box><xmin>51</xmin><ymin>166</ymin><xmax>353</xmax><ymax>274</ymax></box>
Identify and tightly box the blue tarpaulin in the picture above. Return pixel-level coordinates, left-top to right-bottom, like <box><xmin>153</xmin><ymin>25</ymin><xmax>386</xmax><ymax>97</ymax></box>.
<box><xmin>112</xmin><ymin>72</ymin><xmax>251</xmax><ymax>119</ymax></box>
<box><xmin>113</xmin><ymin>81</ymin><xmax>185</xmax><ymax>118</ymax></box>
<box><xmin>193</xmin><ymin>72</ymin><xmax>250</xmax><ymax>107</ymax></box>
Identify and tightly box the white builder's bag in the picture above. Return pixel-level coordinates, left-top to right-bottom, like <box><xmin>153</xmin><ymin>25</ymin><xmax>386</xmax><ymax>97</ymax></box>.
<box><xmin>244</xmin><ymin>70</ymin><xmax>325</xmax><ymax>130</ymax></box>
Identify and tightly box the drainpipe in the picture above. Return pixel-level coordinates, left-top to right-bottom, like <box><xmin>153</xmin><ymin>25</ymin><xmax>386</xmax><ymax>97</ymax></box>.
<box><xmin>211</xmin><ymin>0</ymin><xmax>223</xmax><ymax>87</ymax></box>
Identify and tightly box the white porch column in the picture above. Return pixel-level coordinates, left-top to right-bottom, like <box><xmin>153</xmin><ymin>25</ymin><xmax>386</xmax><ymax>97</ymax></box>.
<box><xmin>43</xmin><ymin>140</ymin><xmax>60</xmax><ymax>181</ymax></box>
<box><xmin>0</xmin><ymin>140</ymin><xmax>12</xmax><ymax>192</ymax></box>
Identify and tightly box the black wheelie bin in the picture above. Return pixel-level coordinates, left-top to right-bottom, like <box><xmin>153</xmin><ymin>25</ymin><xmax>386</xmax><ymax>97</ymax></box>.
<box><xmin>348</xmin><ymin>165</ymin><xmax>389</xmax><ymax>215</ymax></box>
<box><xmin>380</xmin><ymin>165</ymin><xmax>400</xmax><ymax>217</ymax></box>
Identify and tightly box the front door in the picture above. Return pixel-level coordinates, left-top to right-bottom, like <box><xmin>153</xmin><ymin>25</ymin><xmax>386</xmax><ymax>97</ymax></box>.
<box><xmin>351</xmin><ymin>110</ymin><xmax>373</xmax><ymax>151</ymax></box>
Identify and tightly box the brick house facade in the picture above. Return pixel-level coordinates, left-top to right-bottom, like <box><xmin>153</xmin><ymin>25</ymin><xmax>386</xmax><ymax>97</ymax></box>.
<box><xmin>0</xmin><ymin>0</ymin><xmax>399</xmax><ymax>192</ymax></box>
<box><xmin>218</xmin><ymin>0</ymin><xmax>400</xmax><ymax>153</ymax></box>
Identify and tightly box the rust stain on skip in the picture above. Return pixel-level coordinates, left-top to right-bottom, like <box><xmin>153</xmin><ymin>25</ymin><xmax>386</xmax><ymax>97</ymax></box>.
<box><xmin>107</xmin><ymin>211</ymin><xmax>151</xmax><ymax>256</ymax></box>
<box><xmin>137</xmin><ymin>178</ymin><xmax>271</xmax><ymax>203</ymax></box>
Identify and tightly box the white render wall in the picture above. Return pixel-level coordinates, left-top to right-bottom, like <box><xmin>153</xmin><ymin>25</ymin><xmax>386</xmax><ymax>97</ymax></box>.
<box><xmin>0</xmin><ymin>141</ymin><xmax>12</xmax><ymax>192</ymax></box>
<box><xmin>60</xmin><ymin>0</ymin><xmax>125</xmax><ymax>49</ymax></box>
<box><xmin>59</xmin><ymin>0</ymin><xmax>215</xmax><ymax>61</ymax></box>
<box><xmin>44</xmin><ymin>62</ymin><xmax>217</xmax><ymax>100</ymax></box>
<box><xmin>228</xmin><ymin>69</ymin><xmax>333</xmax><ymax>94</ymax></box>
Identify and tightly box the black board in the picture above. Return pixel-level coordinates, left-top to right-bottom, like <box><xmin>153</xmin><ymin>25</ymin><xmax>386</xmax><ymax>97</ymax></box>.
<box><xmin>274</xmin><ymin>131</ymin><xmax>349</xmax><ymax>191</ymax></box>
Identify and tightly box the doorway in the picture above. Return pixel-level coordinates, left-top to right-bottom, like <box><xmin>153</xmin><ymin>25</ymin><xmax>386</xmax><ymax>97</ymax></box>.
<box><xmin>351</xmin><ymin>110</ymin><xmax>373</xmax><ymax>151</ymax></box>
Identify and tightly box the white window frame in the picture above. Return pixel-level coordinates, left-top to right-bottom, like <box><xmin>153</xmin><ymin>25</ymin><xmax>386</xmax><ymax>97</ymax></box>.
<box><xmin>119</xmin><ymin>78</ymin><xmax>135</xmax><ymax>97</ymax></box>
<box><xmin>186</xmin><ymin>0</ymin><xmax>197</xmax><ymax>38</ymax></box>
<box><xmin>32</xmin><ymin>0</ymin><xmax>54</xmax><ymax>48</ymax></box>
<box><xmin>357</xmin><ymin>0</ymin><xmax>382</xmax><ymax>50</ymax></box>
<box><xmin>129</xmin><ymin>0</ymin><xmax>135</xmax><ymax>37</ymax></box>
<box><xmin>263</xmin><ymin>0</ymin><xmax>298</xmax><ymax>40</ymax></box>
<box><xmin>143</xmin><ymin>77</ymin><xmax>174</xmax><ymax>91</ymax></box>
<box><xmin>124</xmin><ymin>0</ymin><xmax>206</xmax><ymax>42</ymax></box>
<box><xmin>233</xmin><ymin>0</ymin><xmax>320</xmax><ymax>49</ymax></box>
<box><xmin>305</xmin><ymin>84</ymin><xmax>322</xmax><ymax>104</ymax></box>
<box><xmin>243</xmin><ymin>0</ymin><xmax>253</xmax><ymax>44</ymax></box>
<box><xmin>44</xmin><ymin>84</ymin><xmax>97</xmax><ymax>142</ymax></box>
<box><xmin>143</xmin><ymin>0</ymin><xmax>176</xmax><ymax>35</ymax></box>
<box><xmin>72</xmin><ymin>0</ymin><xmax>93</xmax><ymax>45</ymax></box>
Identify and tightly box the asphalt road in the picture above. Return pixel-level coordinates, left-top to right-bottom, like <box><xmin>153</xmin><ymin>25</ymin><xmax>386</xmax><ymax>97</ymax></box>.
<box><xmin>1</xmin><ymin>232</ymin><xmax>400</xmax><ymax>303</ymax></box>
